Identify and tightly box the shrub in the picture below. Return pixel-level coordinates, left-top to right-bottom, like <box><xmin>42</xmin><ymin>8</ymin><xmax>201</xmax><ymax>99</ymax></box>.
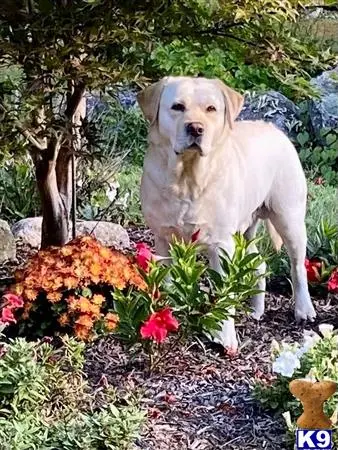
<box><xmin>297</xmin><ymin>127</ymin><xmax>338</xmax><ymax>186</ymax></box>
<box><xmin>254</xmin><ymin>324</ymin><xmax>338</xmax><ymax>442</ymax></box>
<box><xmin>5</xmin><ymin>235</ymin><xmax>145</xmax><ymax>340</ymax></box>
<box><xmin>0</xmin><ymin>158</ymin><xmax>40</xmax><ymax>223</ymax></box>
<box><xmin>305</xmin><ymin>219</ymin><xmax>338</xmax><ymax>292</ymax></box>
<box><xmin>0</xmin><ymin>334</ymin><xmax>144</xmax><ymax>450</ymax></box>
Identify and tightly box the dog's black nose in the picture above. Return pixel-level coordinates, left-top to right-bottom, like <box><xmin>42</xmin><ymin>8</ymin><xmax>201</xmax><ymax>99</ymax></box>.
<box><xmin>186</xmin><ymin>122</ymin><xmax>204</xmax><ymax>137</ymax></box>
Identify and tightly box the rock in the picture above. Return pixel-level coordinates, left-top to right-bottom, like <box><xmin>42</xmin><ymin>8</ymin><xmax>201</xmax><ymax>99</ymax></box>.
<box><xmin>0</xmin><ymin>219</ymin><xmax>16</xmax><ymax>263</ymax></box>
<box><xmin>11</xmin><ymin>217</ymin><xmax>130</xmax><ymax>249</ymax></box>
<box><xmin>309</xmin><ymin>65</ymin><xmax>338</xmax><ymax>138</ymax></box>
<box><xmin>238</xmin><ymin>91</ymin><xmax>303</xmax><ymax>139</ymax></box>
<box><xmin>75</xmin><ymin>221</ymin><xmax>130</xmax><ymax>249</ymax></box>
<box><xmin>12</xmin><ymin>217</ymin><xmax>42</xmax><ymax>248</ymax></box>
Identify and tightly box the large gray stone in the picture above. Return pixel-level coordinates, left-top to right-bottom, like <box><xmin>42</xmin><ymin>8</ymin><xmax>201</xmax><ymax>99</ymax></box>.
<box><xmin>11</xmin><ymin>217</ymin><xmax>130</xmax><ymax>249</ymax></box>
<box><xmin>0</xmin><ymin>219</ymin><xmax>16</xmax><ymax>263</ymax></box>
<box><xmin>238</xmin><ymin>90</ymin><xmax>303</xmax><ymax>139</ymax></box>
<box><xmin>309</xmin><ymin>65</ymin><xmax>338</xmax><ymax>138</ymax></box>
<box><xmin>12</xmin><ymin>217</ymin><xmax>41</xmax><ymax>248</ymax></box>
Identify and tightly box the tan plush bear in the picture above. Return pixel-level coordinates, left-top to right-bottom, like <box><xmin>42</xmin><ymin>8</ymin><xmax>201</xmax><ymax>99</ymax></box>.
<box><xmin>289</xmin><ymin>379</ymin><xmax>337</xmax><ymax>429</ymax></box>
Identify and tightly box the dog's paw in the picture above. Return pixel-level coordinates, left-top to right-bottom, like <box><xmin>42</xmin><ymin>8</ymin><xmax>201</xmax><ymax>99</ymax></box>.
<box><xmin>295</xmin><ymin>302</ymin><xmax>317</xmax><ymax>323</ymax></box>
<box><xmin>250</xmin><ymin>295</ymin><xmax>265</xmax><ymax>321</ymax></box>
<box><xmin>209</xmin><ymin>319</ymin><xmax>239</xmax><ymax>352</ymax></box>
<box><xmin>250</xmin><ymin>310</ymin><xmax>264</xmax><ymax>321</ymax></box>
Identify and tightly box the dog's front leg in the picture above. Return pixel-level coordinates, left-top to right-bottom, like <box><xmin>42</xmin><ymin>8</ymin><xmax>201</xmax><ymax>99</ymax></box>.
<box><xmin>208</xmin><ymin>240</ymin><xmax>238</xmax><ymax>353</ymax></box>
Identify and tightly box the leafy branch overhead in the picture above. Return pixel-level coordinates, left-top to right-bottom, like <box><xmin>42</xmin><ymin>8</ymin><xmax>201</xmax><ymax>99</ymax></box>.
<box><xmin>0</xmin><ymin>0</ymin><xmax>336</xmax><ymax>154</ymax></box>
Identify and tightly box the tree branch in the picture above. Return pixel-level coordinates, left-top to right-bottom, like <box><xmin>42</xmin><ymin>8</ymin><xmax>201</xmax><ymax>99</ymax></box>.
<box><xmin>64</xmin><ymin>81</ymin><xmax>85</xmax><ymax>119</ymax></box>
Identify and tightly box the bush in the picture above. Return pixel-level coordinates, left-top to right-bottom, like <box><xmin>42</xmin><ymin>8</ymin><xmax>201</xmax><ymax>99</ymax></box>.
<box><xmin>0</xmin><ymin>158</ymin><xmax>40</xmax><ymax>223</ymax></box>
<box><xmin>254</xmin><ymin>324</ymin><xmax>338</xmax><ymax>442</ymax></box>
<box><xmin>0</xmin><ymin>334</ymin><xmax>144</xmax><ymax>450</ymax></box>
<box><xmin>6</xmin><ymin>235</ymin><xmax>145</xmax><ymax>340</ymax></box>
<box><xmin>297</xmin><ymin>127</ymin><xmax>338</xmax><ymax>186</ymax></box>
<box><xmin>87</xmin><ymin>95</ymin><xmax>147</xmax><ymax>168</ymax></box>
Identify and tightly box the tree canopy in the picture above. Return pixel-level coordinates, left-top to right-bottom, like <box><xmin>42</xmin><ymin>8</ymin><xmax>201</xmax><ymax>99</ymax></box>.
<box><xmin>0</xmin><ymin>0</ymin><xmax>336</xmax><ymax>246</ymax></box>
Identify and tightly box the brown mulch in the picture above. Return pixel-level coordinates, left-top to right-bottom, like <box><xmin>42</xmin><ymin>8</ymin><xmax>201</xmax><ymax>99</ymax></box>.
<box><xmin>83</xmin><ymin>226</ymin><xmax>338</xmax><ymax>450</ymax></box>
<box><xmin>85</xmin><ymin>294</ymin><xmax>338</xmax><ymax>450</ymax></box>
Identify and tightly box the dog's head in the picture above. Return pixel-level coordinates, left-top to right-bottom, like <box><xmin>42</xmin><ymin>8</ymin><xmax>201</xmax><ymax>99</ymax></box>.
<box><xmin>137</xmin><ymin>76</ymin><xmax>244</xmax><ymax>156</ymax></box>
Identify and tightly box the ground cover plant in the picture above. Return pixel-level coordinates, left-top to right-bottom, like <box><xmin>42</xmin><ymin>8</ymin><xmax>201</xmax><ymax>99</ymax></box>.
<box><xmin>0</xmin><ymin>333</ymin><xmax>144</xmax><ymax>450</ymax></box>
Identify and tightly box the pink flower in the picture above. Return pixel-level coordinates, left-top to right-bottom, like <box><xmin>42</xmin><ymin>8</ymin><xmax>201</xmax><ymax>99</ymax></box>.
<box><xmin>136</xmin><ymin>243</ymin><xmax>153</xmax><ymax>272</ymax></box>
<box><xmin>140</xmin><ymin>308</ymin><xmax>179</xmax><ymax>343</ymax></box>
<box><xmin>3</xmin><ymin>293</ymin><xmax>24</xmax><ymax>309</ymax></box>
<box><xmin>1</xmin><ymin>307</ymin><xmax>17</xmax><ymax>325</ymax></box>
<box><xmin>328</xmin><ymin>269</ymin><xmax>338</xmax><ymax>292</ymax></box>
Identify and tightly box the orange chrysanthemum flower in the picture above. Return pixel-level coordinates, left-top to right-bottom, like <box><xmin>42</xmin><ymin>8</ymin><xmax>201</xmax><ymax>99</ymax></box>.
<box><xmin>75</xmin><ymin>324</ymin><xmax>90</xmax><ymax>340</ymax></box>
<box><xmin>9</xmin><ymin>235</ymin><xmax>146</xmax><ymax>341</ymax></box>
<box><xmin>47</xmin><ymin>291</ymin><xmax>63</xmax><ymax>303</ymax></box>
<box><xmin>75</xmin><ymin>314</ymin><xmax>93</xmax><ymax>329</ymax></box>
<box><xmin>105</xmin><ymin>312</ymin><xmax>119</xmax><ymax>331</ymax></box>
<box><xmin>58</xmin><ymin>313</ymin><xmax>70</xmax><ymax>326</ymax></box>
<box><xmin>92</xmin><ymin>294</ymin><xmax>105</xmax><ymax>306</ymax></box>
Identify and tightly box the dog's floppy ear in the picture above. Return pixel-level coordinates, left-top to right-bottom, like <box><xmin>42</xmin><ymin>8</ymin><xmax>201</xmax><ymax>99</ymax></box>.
<box><xmin>137</xmin><ymin>77</ymin><xmax>168</xmax><ymax>125</ymax></box>
<box><xmin>215</xmin><ymin>80</ymin><xmax>244</xmax><ymax>130</ymax></box>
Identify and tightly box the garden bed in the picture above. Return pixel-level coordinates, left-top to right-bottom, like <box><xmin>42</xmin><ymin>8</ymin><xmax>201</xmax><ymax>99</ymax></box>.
<box><xmin>85</xmin><ymin>293</ymin><xmax>338</xmax><ymax>450</ymax></box>
<box><xmin>1</xmin><ymin>226</ymin><xmax>337</xmax><ymax>450</ymax></box>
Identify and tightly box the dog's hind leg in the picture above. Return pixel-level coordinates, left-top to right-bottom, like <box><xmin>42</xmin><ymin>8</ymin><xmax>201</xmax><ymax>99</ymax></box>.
<box><xmin>268</xmin><ymin>211</ymin><xmax>316</xmax><ymax>322</ymax></box>
<box><xmin>244</xmin><ymin>220</ymin><xmax>267</xmax><ymax>321</ymax></box>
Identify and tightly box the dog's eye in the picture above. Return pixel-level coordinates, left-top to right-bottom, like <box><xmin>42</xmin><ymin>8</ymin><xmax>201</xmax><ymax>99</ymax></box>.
<box><xmin>171</xmin><ymin>103</ymin><xmax>185</xmax><ymax>112</ymax></box>
<box><xmin>206</xmin><ymin>105</ymin><xmax>216</xmax><ymax>112</ymax></box>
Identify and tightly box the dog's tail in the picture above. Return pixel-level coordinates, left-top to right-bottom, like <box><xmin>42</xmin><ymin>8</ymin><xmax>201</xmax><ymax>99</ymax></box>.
<box><xmin>265</xmin><ymin>219</ymin><xmax>283</xmax><ymax>252</ymax></box>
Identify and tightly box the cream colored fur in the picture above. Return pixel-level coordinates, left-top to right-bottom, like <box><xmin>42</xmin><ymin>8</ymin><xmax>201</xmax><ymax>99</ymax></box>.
<box><xmin>137</xmin><ymin>76</ymin><xmax>316</xmax><ymax>351</ymax></box>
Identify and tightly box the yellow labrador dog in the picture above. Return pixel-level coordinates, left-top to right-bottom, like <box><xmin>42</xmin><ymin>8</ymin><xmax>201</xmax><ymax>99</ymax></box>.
<box><xmin>137</xmin><ymin>76</ymin><xmax>316</xmax><ymax>351</ymax></box>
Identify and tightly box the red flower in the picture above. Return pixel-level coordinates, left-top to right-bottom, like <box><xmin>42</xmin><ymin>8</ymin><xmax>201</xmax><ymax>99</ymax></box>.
<box><xmin>328</xmin><ymin>269</ymin><xmax>338</xmax><ymax>292</ymax></box>
<box><xmin>3</xmin><ymin>293</ymin><xmax>24</xmax><ymax>309</ymax></box>
<box><xmin>305</xmin><ymin>258</ymin><xmax>322</xmax><ymax>283</ymax></box>
<box><xmin>1</xmin><ymin>307</ymin><xmax>17</xmax><ymax>325</ymax></box>
<box><xmin>191</xmin><ymin>229</ymin><xmax>200</xmax><ymax>243</ymax></box>
<box><xmin>140</xmin><ymin>308</ymin><xmax>179</xmax><ymax>343</ymax></box>
<box><xmin>136</xmin><ymin>243</ymin><xmax>153</xmax><ymax>272</ymax></box>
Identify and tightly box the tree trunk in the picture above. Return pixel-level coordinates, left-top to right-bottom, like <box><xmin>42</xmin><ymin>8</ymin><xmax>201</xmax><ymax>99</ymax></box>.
<box><xmin>31</xmin><ymin>82</ymin><xmax>85</xmax><ymax>249</ymax></box>
<box><xmin>35</xmin><ymin>139</ymin><xmax>70</xmax><ymax>248</ymax></box>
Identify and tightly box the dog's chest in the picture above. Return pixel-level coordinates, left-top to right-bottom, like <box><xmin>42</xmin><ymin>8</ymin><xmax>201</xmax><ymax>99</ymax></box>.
<box><xmin>160</xmin><ymin>194</ymin><xmax>212</xmax><ymax>241</ymax></box>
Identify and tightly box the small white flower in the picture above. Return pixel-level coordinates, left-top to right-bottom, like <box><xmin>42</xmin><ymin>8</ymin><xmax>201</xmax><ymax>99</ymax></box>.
<box><xmin>106</xmin><ymin>181</ymin><xmax>119</xmax><ymax>202</ymax></box>
<box><xmin>272</xmin><ymin>350</ymin><xmax>301</xmax><ymax>378</ymax></box>
<box><xmin>319</xmin><ymin>323</ymin><xmax>334</xmax><ymax>338</ymax></box>
<box><xmin>296</xmin><ymin>330</ymin><xmax>321</xmax><ymax>357</ymax></box>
